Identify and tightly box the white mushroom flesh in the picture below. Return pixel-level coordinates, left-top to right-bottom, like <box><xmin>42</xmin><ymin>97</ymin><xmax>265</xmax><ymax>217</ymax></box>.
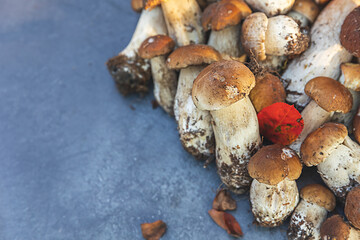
<box><xmin>208</xmin><ymin>25</ymin><xmax>241</xmax><ymax>60</ymax></box>
<box><xmin>245</xmin><ymin>0</ymin><xmax>295</xmax><ymax>17</ymax></box>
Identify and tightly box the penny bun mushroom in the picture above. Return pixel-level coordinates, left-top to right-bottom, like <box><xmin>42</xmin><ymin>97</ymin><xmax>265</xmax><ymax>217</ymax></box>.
<box><xmin>341</xmin><ymin>6</ymin><xmax>360</xmax><ymax>58</ymax></box>
<box><xmin>320</xmin><ymin>215</ymin><xmax>360</xmax><ymax>240</ymax></box>
<box><xmin>354</xmin><ymin>106</ymin><xmax>360</xmax><ymax>144</ymax></box>
<box><xmin>245</xmin><ymin>0</ymin><xmax>295</xmax><ymax>17</ymax></box>
<box><xmin>345</xmin><ymin>186</ymin><xmax>360</xmax><ymax>230</ymax></box>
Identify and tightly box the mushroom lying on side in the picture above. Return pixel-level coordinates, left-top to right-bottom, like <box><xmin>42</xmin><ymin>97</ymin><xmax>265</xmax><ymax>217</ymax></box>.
<box><xmin>192</xmin><ymin>60</ymin><xmax>261</xmax><ymax>193</ymax></box>
<box><xmin>345</xmin><ymin>186</ymin><xmax>360</xmax><ymax>230</ymax></box>
<box><xmin>248</xmin><ymin>144</ymin><xmax>302</xmax><ymax>226</ymax></box>
<box><xmin>287</xmin><ymin>0</ymin><xmax>319</xmax><ymax>28</ymax></box>
<box><xmin>320</xmin><ymin>215</ymin><xmax>360</xmax><ymax>240</ymax></box>
<box><xmin>244</xmin><ymin>0</ymin><xmax>295</xmax><ymax>17</ymax></box>
<box><xmin>301</xmin><ymin>123</ymin><xmax>360</xmax><ymax>201</ymax></box>
<box><xmin>288</xmin><ymin>184</ymin><xmax>336</xmax><ymax>240</ymax></box>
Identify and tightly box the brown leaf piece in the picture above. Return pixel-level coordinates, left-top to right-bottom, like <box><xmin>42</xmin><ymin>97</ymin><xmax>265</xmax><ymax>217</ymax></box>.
<box><xmin>208</xmin><ymin>209</ymin><xmax>243</xmax><ymax>238</ymax></box>
<box><xmin>212</xmin><ymin>189</ymin><xmax>237</xmax><ymax>211</ymax></box>
<box><xmin>141</xmin><ymin>220</ymin><xmax>167</xmax><ymax>240</ymax></box>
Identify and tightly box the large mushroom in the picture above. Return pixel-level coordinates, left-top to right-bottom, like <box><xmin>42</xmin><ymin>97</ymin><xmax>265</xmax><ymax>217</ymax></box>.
<box><xmin>244</xmin><ymin>0</ymin><xmax>295</xmax><ymax>17</ymax></box>
<box><xmin>192</xmin><ymin>60</ymin><xmax>261</xmax><ymax>193</ymax></box>
<box><xmin>320</xmin><ymin>215</ymin><xmax>360</xmax><ymax>240</ymax></box>
<box><xmin>248</xmin><ymin>144</ymin><xmax>302</xmax><ymax>227</ymax></box>
<box><xmin>345</xmin><ymin>186</ymin><xmax>360</xmax><ymax>230</ymax></box>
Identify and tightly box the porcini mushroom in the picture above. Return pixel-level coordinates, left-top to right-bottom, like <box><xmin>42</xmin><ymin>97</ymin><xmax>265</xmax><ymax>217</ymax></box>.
<box><xmin>353</xmin><ymin>106</ymin><xmax>360</xmax><ymax>144</ymax></box>
<box><xmin>192</xmin><ymin>60</ymin><xmax>261</xmax><ymax>193</ymax></box>
<box><xmin>345</xmin><ymin>186</ymin><xmax>360</xmax><ymax>230</ymax></box>
<box><xmin>167</xmin><ymin>44</ymin><xmax>221</xmax><ymax>159</ymax></box>
<box><xmin>288</xmin><ymin>184</ymin><xmax>336</xmax><ymax>240</ymax></box>
<box><xmin>248</xmin><ymin>144</ymin><xmax>302</xmax><ymax>227</ymax></box>
<box><xmin>244</xmin><ymin>0</ymin><xmax>295</xmax><ymax>17</ymax></box>
<box><xmin>289</xmin><ymin>77</ymin><xmax>353</xmax><ymax>153</ymax></box>
<box><xmin>320</xmin><ymin>215</ymin><xmax>360</xmax><ymax>240</ymax></box>
<box><xmin>106</xmin><ymin>7</ymin><xmax>167</xmax><ymax>95</ymax></box>
<box><xmin>287</xmin><ymin>0</ymin><xmax>319</xmax><ymax>28</ymax></box>
<box><xmin>301</xmin><ymin>123</ymin><xmax>360</xmax><ymax>201</ymax></box>
<box><xmin>138</xmin><ymin>35</ymin><xmax>177</xmax><ymax>115</ymax></box>
<box><xmin>341</xmin><ymin>6</ymin><xmax>360</xmax><ymax>58</ymax></box>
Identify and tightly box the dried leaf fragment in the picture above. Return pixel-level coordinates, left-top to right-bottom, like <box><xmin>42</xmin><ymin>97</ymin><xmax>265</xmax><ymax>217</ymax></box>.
<box><xmin>141</xmin><ymin>220</ymin><xmax>167</xmax><ymax>240</ymax></box>
<box><xmin>208</xmin><ymin>209</ymin><xmax>243</xmax><ymax>238</ymax></box>
<box><xmin>212</xmin><ymin>189</ymin><xmax>237</xmax><ymax>211</ymax></box>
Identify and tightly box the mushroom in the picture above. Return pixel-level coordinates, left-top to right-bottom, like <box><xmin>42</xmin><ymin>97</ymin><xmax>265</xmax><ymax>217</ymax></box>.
<box><xmin>106</xmin><ymin>7</ymin><xmax>167</xmax><ymax>95</ymax></box>
<box><xmin>138</xmin><ymin>35</ymin><xmax>177</xmax><ymax>115</ymax></box>
<box><xmin>320</xmin><ymin>215</ymin><xmax>360</xmax><ymax>240</ymax></box>
<box><xmin>289</xmin><ymin>77</ymin><xmax>353</xmax><ymax>153</ymax></box>
<box><xmin>345</xmin><ymin>186</ymin><xmax>360</xmax><ymax>230</ymax></box>
<box><xmin>131</xmin><ymin>0</ymin><xmax>143</xmax><ymax>12</ymax></box>
<box><xmin>314</xmin><ymin>0</ymin><xmax>329</xmax><ymax>4</ymax></box>
<box><xmin>287</xmin><ymin>0</ymin><xmax>319</xmax><ymax>28</ymax></box>
<box><xmin>288</xmin><ymin>184</ymin><xmax>336</xmax><ymax>240</ymax></box>
<box><xmin>301</xmin><ymin>122</ymin><xmax>360</xmax><ymax>201</ymax></box>
<box><xmin>167</xmin><ymin>45</ymin><xmax>221</xmax><ymax>159</ymax></box>
<box><xmin>353</xmin><ymin>106</ymin><xmax>360</xmax><ymax>144</ymax></box>
<box><xmin>341</xmin><ymin>6</ymin><xmax>360</xmax><ymax>58</ymax></box>
<box><xmin>244</xmin><ymin>0</ymin><xmax>295</xmax><ymax>17</ymax></box>
<box><xmin>192</xmin><ymin>60</ymin><xmax>261</xmax><ymax>193</ymax></box>
<box><xmin>202</xmin><ymin>0</ymin><xmax>252</xmax><ymax>60</ymax></box>
<box><xmin>282</xmin><ymin>0</ymin><xmax>359</xmax><ymax>109</ymax></box>
<box><xmin>247</xmin><ymin>144</ymin><xmax>302</xmax><ymax>227</ymax></box>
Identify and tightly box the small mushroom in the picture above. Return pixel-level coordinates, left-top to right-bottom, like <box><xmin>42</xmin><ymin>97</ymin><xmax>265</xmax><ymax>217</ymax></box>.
<box><xmin>287</xmin><ymin>0</ymin><xmax>319</xmax><ymax>28</ymax></box>
<box><xmin>320</xmin><ymin>215</ymin><xmax>360</xmax><ymax>240</ymax></box>
<box><xmin>248</xmin><ymin>144</ymin><xmax>302</xmax><ymax>227</ymax></box>
<box><xmin>341</xmin><ymin>6</ymin><xmax>360</xmax><ymax>58</ymax></box>
<box><xmin>345</xmin><ymin>186</ymin><xmax>360</xmax><ymax>230</ymax></box>
<box><xmin>288</xmin><ymin>184</ymin><xmax>336</xmax><ymax>240</ymax></box>
<box><xmin>192</xmin><ymin>60</ymin><xmax>261</xmax><ymax>193</ymax></box>
<box><xmin>244</xmin><ymin>0</ymin><xmax>295</xmax><ymax>17</ymax></box>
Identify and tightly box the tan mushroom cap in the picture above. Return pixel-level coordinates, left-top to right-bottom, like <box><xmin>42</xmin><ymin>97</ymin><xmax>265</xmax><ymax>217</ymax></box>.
<box><xmin>340</xmin><ymin>63</ymin><xmax>360</xmax><ymax>91</ymax></box>
<box><xmin>131</xmin><ymin>0</ymin><xmax>144</xmax><ymax>12</ymax></box>
<box><xmin>249</xmin><ymin>73</ymin><xmax>286</xmax><ymax>112</ymax></box>
<box><xmin>143</xmin><ymin>0</ymin><xmax>162</xmax><ymax>10</ymax></box>
<box><xmin>166</xmin><ymin>44</ymin><xmax>222</xmax><ymax>70</ymax></box>
<box><xmin>300</xmin><ymin>184</ymin><xmax>336</xmax><ymax>211</ymax></box>
<box><xmin>138</xmin><ymin>35</ymin><xmax>175</xmax><ymax>59</ymax></box>
<box><xmin>305</xmin><ymin>77</ymin><xmax>353</xmax><ymax>113</ymax></box>
<box><xmin>341</xmin><ymin>6</ymin><xmax>360</xmax><ymax>58</ymax></box>
<box><xmin>292</xmin><ymin>0</ymin><xmax>319</xmax><ymax>23</ymax></box>
<box><xmin>248</xmin><ymin>144</ymin><xmax>302</xmax><ymax>185</ymax></box>
<box><xmin>354</xmin><ymin>107</ymin><xmax>360</xmax><ymax>144</ymax></box>
<box><xmin>201</xmin><ymin>0</ymin><xmax>252</xmax><ymax>31</ymax></box>
<box><xmin>192</xmin><ymin>60</ymin><xmax>255</xmax><ymax>111</ymax></box>
<box><xmin>345</xmin><ymin>186</ymin><xmax>360</xmax><ymax>229</ymax></box>
<box><xmin>301</xmin><ymin>123</ymin><xmax>348</xmax><ymax>167</ymax></box>
<box><xmin>320</xmin><ymin>215</ymin><xmax>351</xmax><ymax>240</ymax></box>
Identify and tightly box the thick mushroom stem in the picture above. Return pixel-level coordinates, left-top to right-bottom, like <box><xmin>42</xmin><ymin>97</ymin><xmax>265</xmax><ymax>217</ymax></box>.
<box><xmin>106</xmin><ymin>7</ymin><xmax>167</xmax><ymax>95</ymax></box>
<box><xmin>211</xmin><ymin>97</ymin><xmax>261</xmax><ymax>193</ymax></box>
<box><xmin>250</xmin><ymin>179</ymin><xmax>299</xmax><ymax>227</ymax></box>
<box><xmin>208</xmin><ymin>25</ymin><xmax>242</xmax><ymax>60</ymax></box>
<box><xmin>282</xmin><ymin>0</ymin><xmax>360</xmax><ymax>108</ymax></box>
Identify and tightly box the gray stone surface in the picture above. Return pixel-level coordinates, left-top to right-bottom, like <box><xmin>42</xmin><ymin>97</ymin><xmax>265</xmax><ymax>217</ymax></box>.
<box><xmin>0</xmin><ymin>1</ymin><xmax>327</xmax><ymax>239</ymax></box>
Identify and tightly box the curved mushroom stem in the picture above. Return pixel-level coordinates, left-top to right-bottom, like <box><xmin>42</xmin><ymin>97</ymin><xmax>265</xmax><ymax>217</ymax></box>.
<box><xmin>175</xmin><ymin>66</ymin><xmax>214</xmax><ymax>159</ymax></box>
<box><xmin>290</xmin><ymin>100</ymin><xmax>333</xmax><ymax>153</ymax></box>
<box><xmin>288</xmin><ymin>200</ymin><xmax>327</xmax><ymax>239</ymax></box>
<box><xmin>106</xmin><ymin>7</ymin><xmax>167</xmax><ymax>95</ymax></box>
<box><xmin>250</xmin><ymin>179</ymin><xmax>299</xmax><ymax>227</ymax></box>
<box><xmin>211</xmin><ymin>97</ymin><xmax>261</xmax><ymax>193</ymax></box>
<box><xmin>208</xmin><ymin>25</ymin><xmax>242</xmax><ymax>60</ymax></box>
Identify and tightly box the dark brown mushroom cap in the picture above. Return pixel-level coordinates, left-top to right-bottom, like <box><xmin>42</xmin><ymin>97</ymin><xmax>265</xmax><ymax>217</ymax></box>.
<box><xmin>345</xmin><ymin>186</ymin><xmax>360</xmax><ymax>229</ymax></box>
<box><xmin>300</xmin><ymin>184</ymin><xmax>336</xmax><ymax>211</ymax></box>
<box><xmin>341</xmin><ymin>6</ymin><xmax>360</xmax><ymax>58</ymax></box>
<box><xmin>131</xmin><ymin>0</ymin><xmax>144</xmax><ymax>12</ymax></box>
<box><xmin>354</xmin><ymin>106</ymin><xmax>360</xmax><ymax>144</ymax></box>
<box><xmin>201</xmin><ymin>0</ymin><xmax>252</xmax><ymax>31</ymax></box>
<box><xmin>143</xmin><ymin>0</ymin><xmax>162</xmax><ymax>10</ymax></box>
<box><xmin>192</xmin><ymin>60</ymin><xmax>255</xmax><ymax>111</ymax></box>
<box><xmin>248</xmin><ymin>144</ymin><xmax>302</xmax><ymax>185</ymax></box>
<box><xmin>301</xmin><ymin>123</ymin><xmax>348</xmax><ymax>167</ymax></box>
<box><xmin>305</xmin><ymin>77</ymin><xmax>353</xmax><ymax>113</ymax></box>
<box><xmin>320</xmin><ymin>215</ymin><xmax>351</xmax><ymax>240</ymax></box>
<box><xmin>138</xmin><ymin>35</ymin><xmax>175</xmax><ymax>59</ymax></box>
<box><xmin>292</xmin><ymin>0</ymin><xmax>319</xmax><ymax>23</ymax></box>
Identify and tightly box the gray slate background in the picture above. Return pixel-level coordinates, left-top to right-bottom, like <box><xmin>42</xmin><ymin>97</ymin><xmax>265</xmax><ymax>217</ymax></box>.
<box><xmin>0</xmin><ymin>1</ymin><xmax>325</xmax><ymax>239</ymax></box>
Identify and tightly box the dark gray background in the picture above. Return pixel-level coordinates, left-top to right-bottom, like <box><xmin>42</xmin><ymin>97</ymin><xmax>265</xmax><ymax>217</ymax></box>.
<box><xmin>0</xmin><ymin>1</ymin><xmax>325</xmax><ymax>239</ymax></box>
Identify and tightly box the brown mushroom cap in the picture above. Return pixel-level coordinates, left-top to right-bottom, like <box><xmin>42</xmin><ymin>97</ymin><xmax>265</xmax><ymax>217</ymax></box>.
<box><xmin>354</xmin><ymin>106</ymin><xmax>360</xmax><ymax>144</ymax></box>
<box><xmin>292</xmin><ymin>0</ymin><xmax>319</xmax><ymax>23</ymax></box>
<box><xmin>320</xmin><ymin>215</ymin><xmax>351</xmax><ymax>240</ymax></box>
<box><xmin>192</xmin><ymin>60</ymin><xmax>255</xmax><ymax>111</ymax></box>
<box><xmin>131</xmin><ymin>0</ymin><xmax>144</xmax><ymax>12</ymax></box>
<box><xmin>201</xmin><ymin>0</ymin><xmax>252</xmax><ymax>31</ymax></box>
<box><xmin>314</xmin><ymin>0</ymin><xmax>329</xmax><ymax>4</ymax></box>
<box><xmin>300</xmin><ymin>184</ymin><xmax>336</xmax><ymax>211</ymax></box>
<box><xmin>143</xmin><ymin>0</ymin><xmax>162</xmax><ymax>10</ymax></box>
<box><xmin>248</xmin><ymin>144</ymin><xmax>302</xmax><ymax>185</ymax></box>
<box><xmin>249</xmin><ymin>73</ymin><xmax>286</xmax><ymax>112</ymax></box>
<box><xmin>305</xmin><ymin>77</ymin><xmax>353</xmax><ymax>113</ymax></box>
<box><xmin>138</xmin><ymin>35</ymin><xmax>175</xmax><ymax>59</ymax></box>
<box><xmin>301</xmin><ymin>123</ymin><xmax>348</xmax><ymax>167</ymax></box>
<box><xmin>345</xmin><ymin>186</ymin><xmax>360</xmax><ymax>229</ymax></box>
<box><xmin>341</xmin><ymin>63</ymin><xmax>360</xmax><ymax>91</ymax></box>
<box><xmin>166</xmin><ymin>44</ymin><xmax>222</xmax><ymax>70</ymax></box>
<box><xmin>341</xmin><ymin>7</ymin><xmax>360</xmax><ymax>58</ymax></box>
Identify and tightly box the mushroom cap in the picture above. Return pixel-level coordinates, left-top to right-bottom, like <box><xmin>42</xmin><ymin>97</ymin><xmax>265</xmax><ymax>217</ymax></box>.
<box><xmin>241</xmin><ymin>12</ymin><xmax>268</xmax><ymax>61</ymax></box>
<box><xmin>201</xmin><ymin>0</ymin><xmax>252</xmax><ymax>31</ymax></box>
<box><xmin>300</xmin><ymin>184</ymin><xmax>336</xmax><ymax>211</ymax></box>
<box><xmin>305</xmin><ymin>77</ymin><xmax>353</xmax><ymax>113</ymax></box>
<box><xmin>354</xmin><ymin>106</ymin><xmax>360</xmax><ymax>144</ymax></box>
<box><xmin>248</xmin><ymin>144</ymin><xmax>302</xmax><ymax>185</ymax></box>
<box><xmin>131</xmin><ymin>0</ymin><xmax>144</xmax><ymax>12</ymax></box>
<box><xmin>166</xmin><ymin>44</ymin><xmax>222</xmax><ymax>70</ymax></box>
<box><xmin>340</xmin><ymin>63</ymin><xmax>360</xmax><ymax>91</ymax></box>
<box><xmin>292</xmin><ymin>0</ymin><xmax>319</xmax><ymax>23</ymax></box>
<box><xmin>345</xmin><ymin>186</ymin><xmax>360</xmax><ymax>229</ymax></box>
<box><xmin>320</xmin><ymin>215</ymin><xmax>351</xmax><ymax>240</ymax></box>
<box><xmin>138</xmin><ymin>35</ymin><xmax>175</xmax><ymax>59</ymax></box>
<box><xmin>245</xmin><ymin>0</ymin><xmax>295</xmax><ymax>17</ymax></box>
<box><xmin>192</xmin><ymin>60</ymin><xmax>255</xmax><ymax>111</ymax></box>
<box><xmin>143</xmin><ymin>0</ymin><xmax>162</xmax><ymax>10</ymax></box>
<box><xmin>314</xmin><ymin>0</ymin><xmax>329</xmax><ymax>4</ymax></box>
<box><xmin>300</xmin><ymin>123</ymin><xmax>348</xmax><ymax>167</ymax></box>
<box><xmin>249</xmin><ymin>73</ymin><xmax>286</xmax><ymax>112</ymax></box>
<box><xmin>340</xmin><ymin>7</ymin><xmax>360</xmax><ymax>58</ymax></box>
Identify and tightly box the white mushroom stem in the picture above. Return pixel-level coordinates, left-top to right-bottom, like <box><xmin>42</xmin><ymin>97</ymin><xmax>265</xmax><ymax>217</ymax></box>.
<box><xmin>288</xmin><ymin>200</ymin><xmax>327</xmax><ymax>240</ymax></box>
<box><xmin>211</xmin><ymin>97</ymin><xmax>261</xmax><ymax>193</ymax></box>
<box><xmin>259</xmin><ymin>55</ymin><xmax>287</xmax><ymax>72</ymax></box>
<box><xmin>175</xmin><ymin>66</ymin><xmax>214</xmax><ymax>159</ymax></box>
<box><xmin>344</xmin><ymin>135</ymin><xmax>360</xmax><ymax>158</ymax></box>
<box><xmin>349</xmin><ymin>228</ymin><xmax>360</xmax><ymax>239</ymax></box>
<box><xmin>208</xmin><ymin>25</ymin><xmax>242</xmax><ymax>60</ymax></box>
<box><xmin>290</xmin><ymin>100</ymin><xmax>333</xmax><ymax>153</ymax></box>
<box><xmin>282</xmin><ymin>0</ymin><xmax>360</xmax><ymax>108</ymax></box>
<box><xmin>245</xmin><ymin>0</ymin><xmax>295</xmax><ymax>17</ymax></box>
<box><xmin>161</xmin><ymin>0</ymin><xmax>205</xmax><ymax>46</ymax></box>
<box><xmin>250</xmin><ymin>179</ymin><xmax>299</xmax><ymax>227</ymax></box>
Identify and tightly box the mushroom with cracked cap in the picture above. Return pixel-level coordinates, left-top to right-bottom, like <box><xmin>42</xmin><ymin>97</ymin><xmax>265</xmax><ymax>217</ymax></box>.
<box><xmin>320</xmin><ymin>215</ymin><xmax>360</xmax><ymax>240</ymax></box>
